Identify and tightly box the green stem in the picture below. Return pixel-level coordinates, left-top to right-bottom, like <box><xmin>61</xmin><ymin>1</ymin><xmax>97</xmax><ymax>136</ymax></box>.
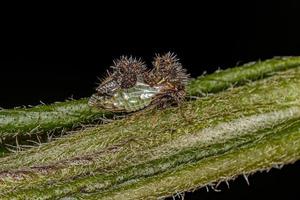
<box><xmin>0</xmin><ymin>67</ymin><xmax>299</xmax><ymax>199</ymax></box>
<box><xmin>0</xmin><ymin>99</ymin><xmax>110</xmax><ymax>143</ymax></box>
<box><xmin>187</xmin><ymin>56</ymin><xmax>300</xmax><ymax>95</ymax></box>
<box><xmin>89</xmin><ymin>120</ymin><xmax>300</xmax><ymax>200</ymax></box>
<box><xmin>0</xmin><ymin>57</ymin><xmax>300</xmax><ymax>147</ymax></box>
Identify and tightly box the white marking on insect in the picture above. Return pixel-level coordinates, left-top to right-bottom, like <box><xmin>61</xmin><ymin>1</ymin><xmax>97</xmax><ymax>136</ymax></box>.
<box><xmin>123</xmin><ymin>93</ymin><xmax>130</xmax><ymax>100</ymax></box>
<box><xmin>129</xmin><ymin>99</ymin><xmax>138</xmax><ymax>104</ymax></box>
<box><xmin>140</xmin><ymin>93</ymin><xmax>155</xmax><ymax>99</ymax></box>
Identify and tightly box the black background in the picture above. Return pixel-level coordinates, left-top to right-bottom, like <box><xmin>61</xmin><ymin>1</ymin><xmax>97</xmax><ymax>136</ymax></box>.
<box><xmin>1</xmin><ymin>1</ymin><xmax>299</xmax><ymax>199</ymax></box>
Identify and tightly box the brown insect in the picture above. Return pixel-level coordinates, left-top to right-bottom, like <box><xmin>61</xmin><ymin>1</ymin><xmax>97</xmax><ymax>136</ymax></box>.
<box><xmin>88</xmin><ymin>52</ymin><xmax>189</xmax><ymax>112</ymax></box>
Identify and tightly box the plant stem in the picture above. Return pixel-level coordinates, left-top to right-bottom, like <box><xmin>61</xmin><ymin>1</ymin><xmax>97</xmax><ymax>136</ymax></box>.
<box><xmin>0</xmin><ymin>67</ymin><xmax>299</xmax><ymax>199</ymax></box>
<box><xmin>187</xmin><ymin>56</ymin><xmax>300</xmax><ymax>95</ymax></box>
<box><xmin>89</xmin><ymin>121</ymin><xmax>300</xmax><ymax>200</ymax></box>
<box><xmin>1</xmin><ymin>56</ymin><xmax>300</xmax><ymax>148</ymax></box>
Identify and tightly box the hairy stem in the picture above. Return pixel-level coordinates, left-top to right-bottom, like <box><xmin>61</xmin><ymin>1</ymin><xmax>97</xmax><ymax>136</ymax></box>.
<box><xmin>0</xmin><ymin>67</ymin><xmax>299</xmax><ymax>199</ymax></box>
<box><xmin>0</xmin><ymin>57</ymin><xmax>300</xmax><ymax>147</ymax></box>
<box><xmin>89</xmin><ymin>121</ymin><xmax>300</xmax><ymax>200</ymax></box>
<box><xmin>187</xmin><ymin>56</ymin><xmax>300</xmax><ymax>95</ymax></box>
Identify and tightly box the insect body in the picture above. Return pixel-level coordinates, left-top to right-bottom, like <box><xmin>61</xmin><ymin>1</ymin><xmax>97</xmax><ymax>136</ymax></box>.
<box><xmin>89</xmin><ymin>82</ymin><xmax>161</xmax><ymax>112</ymax></box>
<box><xmin>89</xmin><ymin>53</ymin><xmax>189</xmax><ymax>112</ymax></box>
